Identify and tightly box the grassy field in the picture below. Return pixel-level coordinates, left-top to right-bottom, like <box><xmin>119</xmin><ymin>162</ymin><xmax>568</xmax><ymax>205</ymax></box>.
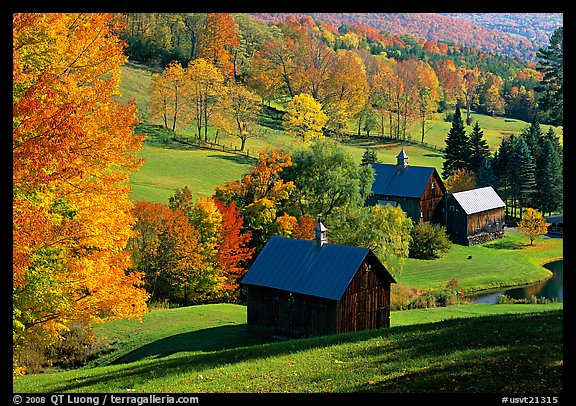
<box><xmin>130</xmin><ymin>143</ymin><xmax>255</xmax><ymax>204</ymax></box>
<box><xmin>13</xmin><ymin>303</ymin><xmax>563</xmax><ymax>393</ymax></box>
<box><xmin>398</xmin><ymin>231</ymin><xmax>563</xmax><ymax>294</ymax></box>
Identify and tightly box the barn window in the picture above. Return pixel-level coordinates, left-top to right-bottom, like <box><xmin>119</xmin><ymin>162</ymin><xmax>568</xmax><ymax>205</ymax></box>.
<box><xmin>450</xmin><ymin>205</ymin><xmax>455</xmax><ymax>212</ymax></box>
<box><xmin>431</xmin><ymin>181</ymin><xmax>435</xmax><ymax>189</ymax></box>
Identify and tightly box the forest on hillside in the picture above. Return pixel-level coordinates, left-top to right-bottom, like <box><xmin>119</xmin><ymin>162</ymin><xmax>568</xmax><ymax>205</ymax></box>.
<box><xmin>119</xmin><ymin>12</ymin><xmax>563</xmax><ymax>130</ymax></box>
<box><xmin>252</xmin><ymin>13</ymin><xmax>563</xmax><ymax>62</ymax></box>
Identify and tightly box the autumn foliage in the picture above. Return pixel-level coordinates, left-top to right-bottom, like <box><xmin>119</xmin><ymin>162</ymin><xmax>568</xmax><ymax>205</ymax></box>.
<box><xmin>13</xmin><ymin>13</ymin><xmax>149</xmax><ymax>370</ymax></box>
<box><xmin>128</xmin><ymin>192</ymin><xmax>255</xmax><ymax>305</ymax></box>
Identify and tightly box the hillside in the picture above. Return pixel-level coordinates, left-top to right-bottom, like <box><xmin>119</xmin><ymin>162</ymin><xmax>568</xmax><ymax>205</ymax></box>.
<box><xmin>118</xmin><ymin>63</ymin><xmax>562</xmax><ymax>204</ymax></box>
<box><xmin>250</xmin><ymin>13</ymin><xmax>562</xmax><ymax>61</ymax></box>
<box><xmin>13</xmin><ymin>303</ymin><xmax>563</xmax><ymax>393</ymax></box>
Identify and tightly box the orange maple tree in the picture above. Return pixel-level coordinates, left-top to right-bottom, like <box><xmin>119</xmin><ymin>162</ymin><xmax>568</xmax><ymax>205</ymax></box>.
<box><xmin>13</xmin><ymin>13</ymin><xmax>149</xmax><ymax>369</ymax></box>
<box><xmin>196</xmin><ymin>13</ymin><xmax>240</xmax><ymax>79</ymax></box>
<box><xmin>213</xmin><ymin>199</ymin><xmax>255</xmax><ymax>300</ymax></box>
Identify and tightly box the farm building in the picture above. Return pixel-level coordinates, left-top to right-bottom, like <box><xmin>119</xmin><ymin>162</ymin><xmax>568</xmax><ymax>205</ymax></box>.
<box><xmin>545</xmin><ymin>213</ymin><xmax>563</xmax><ymax>234</ymax></box>
<box><xmin>442</xmin><ymin>186</ymin><xmax>506</xmax><ymax>245</ymax></box>
<box><xmin>369</xmin><ymin>149</ymin><xmax>446</xmax><ymax>223</ymax></box>
<box><xmin>240</xmin><ymin>220</ymin><xmax>396</xmax><ymax>339</ymax></box>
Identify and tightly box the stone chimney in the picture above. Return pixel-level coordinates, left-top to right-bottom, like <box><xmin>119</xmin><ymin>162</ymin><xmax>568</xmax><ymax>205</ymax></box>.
<box><xmin>314</xmin><ymin>214</ymin><xmax>327</xmax><ymax>247</ymax></box>
<box><xmin>396</xmin><ymin>148</ymin><xmax>409</xmax><ymax>168</ymax></box>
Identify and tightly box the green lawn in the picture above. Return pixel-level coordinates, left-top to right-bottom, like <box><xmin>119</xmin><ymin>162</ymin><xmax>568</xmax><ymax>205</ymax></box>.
<box><xmin>13</xmin><ymin>303</ymin><xmax>562</xmax><ymax>393</ymax></box>
<box><xmin>399</xmin><ymin>231</ymin><xmax>563</xmax><ymax>294</ymax></box>
<box><xmin>129</xmin><ymin>144</ymin><xmax>254</xmax><ymax>204</ymax></box>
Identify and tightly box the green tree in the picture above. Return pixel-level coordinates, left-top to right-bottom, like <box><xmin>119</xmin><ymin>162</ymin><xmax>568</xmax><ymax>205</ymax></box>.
<box><xmin>409</xmin><ymin>222</ymin><xmax>451</xmax><ymax>259</ymax></box>
<box><xmin>509</xmin><ymin>137</ymin><xmax>537</xmax><ymax>219</ymax></box>
<box><xmin>442</xmin><ymin>106</ymin><xmax>470</xmax><ymax>179</ymax></box>
<box><xmin>361</xmin><ymin>148</ymin><xmax>379</xmax><ymax>166</ymax></box>
<box><xmin>520</xmin><ymin>118</ymin><xmax>544</xmax><ymax>159</ymax></box>
<box><xmin>468</xmin><ymin>121</ymin><xmax>491</xmax><ymax>173</ymax></box>
<box><xmin>283</xmin><ymin>139</ymin><xmax>374</xmax><ymax>218</ymax></box>
<box><xmin>493</xmin><ymin>135</ymin><xmax>515</xmax><ymax>216</ymax></box>
<box><xmin>476</xmin><ymin>156</ymin><xmax>498</xmax><ymax>190</ymax></box>
<box><xmin>534</xmin><ymin>138</ymin><xmax>563</xmax><ymax>216</ymax></box>
<box><xmin>536</xmin><ymin>27</ymin><xmax>563</xmax><ymax>126</ymax></box>
<box><xmin>326</xmin><ymin>205</ymin><xmax>413</xmax><ymax>279</ymax></box>
<box><xmin>282</xmin><ymin>93</ymin><xmax>328</xmax><ymax>142</ymax></box>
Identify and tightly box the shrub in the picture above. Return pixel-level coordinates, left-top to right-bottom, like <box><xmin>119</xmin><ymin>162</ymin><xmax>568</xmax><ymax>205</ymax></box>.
<box><xmin>409</xmin><ymin>222</ymin><xmax>451</xmax><ymax>259</ymax></box>
<box><xmin>392</xmin><ymin>279</ymin><xmax>468</xmax><ymax>311</ymax></box>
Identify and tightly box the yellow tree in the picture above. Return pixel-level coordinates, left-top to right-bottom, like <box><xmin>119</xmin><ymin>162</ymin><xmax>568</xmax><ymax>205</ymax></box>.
<box><xmin>369</xmin><ymin>58</ymin><xmax>397</xmax><ymax>137</ymax></box>
<box><xmin>322</xmin><ymin>49</ymin><xmax>369</xmax><ymax>136</ymax></box>
<box><xmin>224</xmin><ymin>82</ymin><xmax>262</xmax><ymax>151</ymax></box>
<box><xmin>13</xmin><ymin>13</ymin><xmax>149</xmax><ymax>370</ymax></box>
<box><xmin>148</xmin><ymin>60</ymin><xmax>187</xmax><ymax>132</ymax></box>
<box><xmin>444</xmin><ymin>168</ymin><xmax>477</xmax><ymax>193</ymax></box>
<box><xmin>414</xmin><ymin>60</ymin><xmax>441</xmax><ymax>144</ymax></box>
<box><xmin>517</xmin><ymin>208</ymin><xmax>550</xmax><ymax>246</ymax></box>
<box><xmin>283</xmin><ymin>93</ymin><xmax>328</xmax><ymax>142</ymax></box>
<box><xmin>185</xmin><ymin>58</ymin><xmax>225</xmax><ymax>141</ymax></box>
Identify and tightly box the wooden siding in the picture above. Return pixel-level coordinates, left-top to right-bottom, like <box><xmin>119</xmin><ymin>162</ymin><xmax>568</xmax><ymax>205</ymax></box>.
<box><xmin>420</xmin><ymin>171</ymin><xmax>445</xmax><ymax>223</ymax></box>
<box><xmin>246</xmin><ymin>256</ymin><xmax>392</xmax><ymax>338</ymax></box>
<box><xmin>444</xmin><ymin>194</ymin><xmax>505</xmax><ymax>245</ymax></box>
<box><xmin>372</xmin><ymin>171</ymin><xmax>445</xmax><ymax>223</ymax></box>
<box><xmin>337</xmin><ymin>260</ymin><xmax>391</xmax><ymax>333</ymax></box>
<box><xmin>246</xmin><ymin>285</ymin><xmax>337</xmax><ymax>338</ymax></box>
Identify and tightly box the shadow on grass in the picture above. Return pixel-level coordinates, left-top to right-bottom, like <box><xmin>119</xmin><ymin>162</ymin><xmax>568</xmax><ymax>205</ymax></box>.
<box><xmin>49</xmin><ymin>311</ymin><xmax>562</xmax><ymax>393</ymax></box>
<box><xmin>111</xmin><ymin>324</ymin><xmax>269</xmax><ymax>365</ymax></box>
<box><xmin>207</xmin><ymin>154</ymin><xmax>255</xmax><ymax>165</ymax></box>
<box><xmin>423</xmin><ymin>153</ymin><xmax>442</xmax><ymax>158</ymax></box>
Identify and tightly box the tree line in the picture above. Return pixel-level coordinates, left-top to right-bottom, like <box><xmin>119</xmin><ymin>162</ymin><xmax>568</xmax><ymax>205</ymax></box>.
<box><xmin>124</xmin><ymin>12</ymin><xmax>563</xmax><ymax>134</ymax></box>
<box><xmin>442</xmin><ymin>106</ymin><xmax>563</xmax><ymax>221</ymax></box>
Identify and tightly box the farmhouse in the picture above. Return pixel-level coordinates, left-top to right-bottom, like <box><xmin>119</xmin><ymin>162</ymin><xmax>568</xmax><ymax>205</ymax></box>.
<box><xmin>442</xmin><ymin>186</ymin><xmax>506</xmax><ymax>245</ymax></box>
<box><xmin>241</xmin><ymin>220</ymin><xmax>396</xmax><ymax>339</ymax></box>
<box><xmin>369</xmin><ymin>149</ymin><xmax>446</xmax><ymax>223</ymax></box>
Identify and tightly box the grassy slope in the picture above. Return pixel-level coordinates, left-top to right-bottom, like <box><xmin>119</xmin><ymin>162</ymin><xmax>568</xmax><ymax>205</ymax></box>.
<box><xmin>129</xmin><ymin>145</ymin><xmax>255</xmax><ymax>204</ymax></box>
<box><xmin>399</xmin><ymin>231</ymin><xmax>563</xmax><ymax>294</ymax></box>
<box><xmin>13</xmin><ymin>303</ymin><xmax>563</xmax><ymax>393</ymax></box>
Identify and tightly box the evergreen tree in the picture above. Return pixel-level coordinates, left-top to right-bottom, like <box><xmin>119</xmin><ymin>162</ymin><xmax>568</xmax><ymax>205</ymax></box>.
<box><xmin>536</xmin><ymin>27</ymin><xmax>563</xmax><ymax>126</ymax></box>
<box><xmin>534</xmin><ymin>138</ymin><xmax>563</xmax><ymax>216</ymax></box>
<box><xmin>361</xmin><ymin>148</ymin><xmax>379</xmax><ymax>166</ymax></box>
<box><xmin>476</xmin><ymin>156</ymin><xmax>498</xmax><ymax>190</ymax></box>
<box><xmin>540</xmin><ymin>127</ymin><xmax>563</xmax><ymax>162</ymax></box>
<box><xmin>493</xmin><ymin>135</ymin><xmax>514</xmax><ymax>216</ymax></box>
<box><xmin>468</xmin><ymin>121</ymin><xmax>491</xmax><ymax>173</ymax></box>
<box><xmin>509</xmin><ymin>137</ymin><xmax>537</xmax><ymax>219</ymax></box>
<box><xmin>520</xmin><ymin>117</ymin><xmax>544</xmax><ymax>159</ymax></box>
<box><xmin>442</xmin><ymin>106</ymin><xmax>470</xmax><ymax>179</ymax></box>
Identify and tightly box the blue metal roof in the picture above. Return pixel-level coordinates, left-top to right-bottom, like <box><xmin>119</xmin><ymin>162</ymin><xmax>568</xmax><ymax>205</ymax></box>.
<box><xmin>371</xmin><ymin>163</ymin><xmax>437</xmax><ymax>199</ymax></box>
<box><xmin>241</xmin><ymin>236</ymin><xmax>385</xmax><ymax>300</ymax></box>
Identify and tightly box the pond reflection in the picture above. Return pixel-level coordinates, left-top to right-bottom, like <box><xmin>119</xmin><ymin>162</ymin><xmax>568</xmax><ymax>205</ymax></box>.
<box><xmin>472</xmin><ymin>260</ymin><xmax>563</xmax><ymax>304</ymax></box>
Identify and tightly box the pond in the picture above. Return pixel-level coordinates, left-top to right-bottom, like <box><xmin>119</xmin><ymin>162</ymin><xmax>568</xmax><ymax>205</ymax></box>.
<box><xmin>471</xmin><ymin>260</ymin><xmax>563</xmax><ymax>304</ymax></box>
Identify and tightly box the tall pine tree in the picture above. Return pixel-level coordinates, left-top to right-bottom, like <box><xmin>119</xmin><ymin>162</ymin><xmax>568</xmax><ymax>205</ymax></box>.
<box><xmin>535</xmin><ymin>138</ymin><xmax>563</xmax><ymax>216</ymax></box>
<box><xmin>509</xmin><ymin>137</ymin><xmax>537</xmax><ymax>219</ymax></box>
<box><xmin>442</xmin><ymin>106</ymin><xmax>470</xmax><ymax>179</ymax></box>
<box><xmin>536</xmin><ymin>27</ymin><xmax>563</xmax><ymax>126</ymax></box>
<box><xmin>469</xmin><ymin>121</ymin><xmax>491</xmax><ymax>173</ymax></box>
<box><xmin>520</xmin><ymin>118</ymin><xmax>544</xmax><ymax>159</ymax></box>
